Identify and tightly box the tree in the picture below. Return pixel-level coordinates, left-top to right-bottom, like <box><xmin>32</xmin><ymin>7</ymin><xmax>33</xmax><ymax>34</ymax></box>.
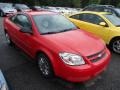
<box><xmin>109</xmin><ymin>0</ymin><xmax>120</xmax><ymax>7</ymax></box>
<box><xmin>80</xmin><ymin>0</ymin><xmax>90</xmax><ymax>8</ymax></box>
<box><xmin>100</xmin><ymin>0</ymin><xmax>110</xmax><ymax>4</ymax></box>
<box><xmin>89</xmin><ymin>0</ymin><xmax>100</xmax><ymax>4</ymax></box>
<box><xmin>71</xmin><ymin>0</ymin><xmax>81</xmax><ymax>7</ymax></box>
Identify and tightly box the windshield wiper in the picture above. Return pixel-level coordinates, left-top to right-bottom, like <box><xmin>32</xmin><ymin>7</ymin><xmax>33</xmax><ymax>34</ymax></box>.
<box><xmin>41</xmin><ymin>28</ymin><xmax>77</xmax><ymax>35</ymax></box>
<box><xmin>58</xmin><ymin>28</ymin><xmax>77</xmax><ymax>32</ymax></box>
<box><xmin>41</xmin><ymin>32</ymin><xmax>59</xmax><ymax>35</ymax></box>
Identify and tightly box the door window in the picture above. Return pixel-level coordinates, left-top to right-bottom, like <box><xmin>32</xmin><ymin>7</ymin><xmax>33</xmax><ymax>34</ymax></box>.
<box><xmin>79</xmin><ymin>13</ymin><xmax>105</xmax><ymax>25</ymax></box>
<box><xmin>11</xmin><ymin>14</ymin><xmax>31</xmax><ymax>28</ymax></box>
<box><xmin>70</xmin><ymin>14</ymin><xmax>80</xmax><ymax>19</ymax></box>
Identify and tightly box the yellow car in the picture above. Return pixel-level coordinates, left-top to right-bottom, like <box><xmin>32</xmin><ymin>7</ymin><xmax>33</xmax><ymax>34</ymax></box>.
<box><xmin>69</xmin><ymin>11</ymin><xmax>120</xmax><ymax>54</ymax></box>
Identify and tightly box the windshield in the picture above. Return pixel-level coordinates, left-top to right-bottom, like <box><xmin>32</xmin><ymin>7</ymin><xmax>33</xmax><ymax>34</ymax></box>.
<box><xmin>104</xmin><ymin>14</ymin><xmax>120</xmax><ymax>26</ymax></box>
<box><xmin>115</xmin><ymin>8</ymin><xmax>120</xmax><ymax>15</ymax></box>
<box><xmin>33</xmin><ymin>14</ymin><xmax>77</xmax><ymax>34</ymax></box>
<box><xmin>16</xmin><ymin>4</ymin><xmax>29</xmax><ymax>9</ymax></box>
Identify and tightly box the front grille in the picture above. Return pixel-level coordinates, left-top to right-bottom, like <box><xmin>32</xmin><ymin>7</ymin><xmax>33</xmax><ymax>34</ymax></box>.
<box><xmin>87</xmin><ymin>48</ymin><xmax>106</xmax><ymax>63</ymax></box>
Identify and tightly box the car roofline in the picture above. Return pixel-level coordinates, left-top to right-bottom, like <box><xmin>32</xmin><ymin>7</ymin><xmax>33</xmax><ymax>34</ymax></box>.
<box><xmin>71</xmin><ymin>11</ymin><xmax>111</xmax><ymax>16</ymax></box>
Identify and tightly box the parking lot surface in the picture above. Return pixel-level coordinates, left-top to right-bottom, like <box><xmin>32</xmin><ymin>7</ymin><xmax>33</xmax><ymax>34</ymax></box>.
<box><xmin>0</xmin><ymin>17</ymin><xmax>120</xmax><ymax>90</ymax></box>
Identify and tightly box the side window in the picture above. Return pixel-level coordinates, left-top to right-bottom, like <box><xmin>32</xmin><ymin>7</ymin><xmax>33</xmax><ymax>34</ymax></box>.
<box><xmin>104</xmin><ymin>8</ymin><xmax>113</xmax><ymax>13</ymax></box>
<box><xmin>93</xmin><ymin>7</ymin><xmax>104</xmax><ymax>12</ymax></box>
<box><xmin>79</xmin><ymin>14</ymin><xmax>84</xmax><ymax>20</ymax></box>
<box><xmin>70</xmin><ymin>14</ymin><xmax>80</xmax><ymax>19</ymax></box>
<box><xmin>70</xmin><ymin>14</ymin><xmax>84</xmax><ymax>21</ymax></box>
<box><xmin>12</xmin><ymin>14</ymin><xmax>31</xmax><ymax>28</ymax></box>
<box><xmin>83</xmin><ymin>7</ymin><xmax>94</xmax><ymax>11</ymax></box>
<box><xmin>81</xmin><ymin>14</ymin><xmax>105</xmax><ymax>25</ymax></box>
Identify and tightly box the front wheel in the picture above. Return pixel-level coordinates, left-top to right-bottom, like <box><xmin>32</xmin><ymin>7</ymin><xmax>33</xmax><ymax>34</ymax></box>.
<box><xmin>110</xmin><ymin>38</ymin><xmax>120</xmax><ymax>54</ymax></box>
<box><xmin>37</xmin><ymin>53</ymin><xmax>54</xmax><ymax>78</ymax></box>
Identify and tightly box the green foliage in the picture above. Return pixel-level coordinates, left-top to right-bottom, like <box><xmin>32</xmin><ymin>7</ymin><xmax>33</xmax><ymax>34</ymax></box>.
<box><xmin>7</xmin><ymin>0</ymin><xmax>120</xmax><ymax>7</ymax></box>
<box><xmin>80</xmin><ymin>0</ymin><xmax>90</xmax><ymax>8</ymax></box>
<box><xmin>72</xmin><ymin>0</ymin><xmax>81</xmax><ymax>7</ymax></box>
<box><xmin>89</xmin><ymin>0</ymin><xmax>100</xmax><ymax>4</ymax></box>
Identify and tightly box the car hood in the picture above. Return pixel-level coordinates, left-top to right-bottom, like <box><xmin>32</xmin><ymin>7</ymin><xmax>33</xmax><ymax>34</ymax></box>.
<box><xmin>43</xmin><ymin>30</ymin><xmax>105</xmax><ymax>57</ymax></box>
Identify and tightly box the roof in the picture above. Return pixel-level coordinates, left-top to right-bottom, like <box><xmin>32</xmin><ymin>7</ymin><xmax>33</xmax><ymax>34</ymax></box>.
<box><xmin>85</xmin><ymin>4</ymin><xmax>115</xmax><ymax>8</ymax></box>
<box><xmin>75</xmin><ymin>11</ymin><xmax>111</xmax><ymax>15</ymax></box>
<box><xmin>24</xmin><ymin>11</ymin><xmax>58</xmax><ymax>16</ymax></box>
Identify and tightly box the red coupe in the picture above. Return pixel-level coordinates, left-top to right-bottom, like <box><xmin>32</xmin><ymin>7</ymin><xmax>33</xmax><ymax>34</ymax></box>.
<box><xmin>3</xmin><ymin>11</ymin><xmax>111</xmax><ymax>82</ymax></box>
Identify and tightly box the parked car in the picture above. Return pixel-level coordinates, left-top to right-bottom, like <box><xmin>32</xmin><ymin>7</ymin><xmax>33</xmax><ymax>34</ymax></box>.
<box><xmin>13</xmin><ymin>4</ymin><xmax>31</xmax><ymax>12</ymax></box>
<box><xmin>82</xmin><ymin>5</ymin><xmax>120</xmax><ymax>17</ymax></box>
<box><xmin>0</xmin><ymin>70</ymin><xmax>9</xmax><ymax>90</ymax></box>
<box><xmin>0</xmin><ymin>3</ymin><xmax>17</xmax><ymax>17</ymax></box>
<box><xmin>46</xmin><ymin>6</ymin><xmax>60</xmax><ymax>13</ymax></box>
<box><xmin>65</xmin><ymin>8</ymin><xmax>79</xmax><ymax>16</ymax></box>
<box><xmin>69</xmin><ymin>11</ymin><xmax>120</xmax><ymax>54</ymax></box>
<box><xmin>31</xmin><ymin>6</ymin><xmax>42</xmax><ymax>11</ymax></box>
<box><xmin>57</xmin><ymin>7</ymin><xmax>70</xmax><ymax>15</ymax></box>
<box><xmin>4</xmin><ymin>11</ymin><xmax>111</xmax><ymax>82</ymax></box>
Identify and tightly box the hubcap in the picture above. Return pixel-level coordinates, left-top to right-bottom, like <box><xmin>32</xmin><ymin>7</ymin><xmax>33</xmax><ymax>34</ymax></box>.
<box><xmin>113</xmin><ymin>40</ymin><xmax>120</xmax><ymax>53</ymax></box>
<box><xmin>38</xmin><ymin>57</ymin><xmax>49</xmax><ymax>76</ymax></box>
<box><xmin>5</xmin><ymin>33</ymin><xmax>10</xmax><ymax>44</ymax></box>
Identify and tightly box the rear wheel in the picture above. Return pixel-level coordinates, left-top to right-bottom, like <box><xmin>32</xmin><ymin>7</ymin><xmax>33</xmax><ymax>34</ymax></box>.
<box><xmin>37</xmin><ymin>53</ymin><xmax>54</xmax><ymax>78</ymax></box>
<box><xmin>5</xmin><ymin>32</ymin><xmax>13</xmax><ymax>46</ymax></box>
<box><xmin>110</xmin><ymin>38</ymin><xmax>120</xmax><ymax>54</ymax></box>
<box><xmin>0</xmin><ymin>11</ymin><xmax>4</xmax><ymax>17</ymax></box>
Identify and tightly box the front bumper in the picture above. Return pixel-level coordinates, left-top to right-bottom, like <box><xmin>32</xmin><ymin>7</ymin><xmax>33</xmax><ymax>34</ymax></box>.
<box><xmin>56</xmin><ymin>48</ymin><xmax>111</xmax><ymax>82</ymax></box>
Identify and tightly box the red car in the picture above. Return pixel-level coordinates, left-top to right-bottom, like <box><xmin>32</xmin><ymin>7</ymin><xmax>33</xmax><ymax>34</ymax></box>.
<box><xmin>3</xmin><ymin>11</ymin><xmax>111</xmax><ymax>82</ymax></box>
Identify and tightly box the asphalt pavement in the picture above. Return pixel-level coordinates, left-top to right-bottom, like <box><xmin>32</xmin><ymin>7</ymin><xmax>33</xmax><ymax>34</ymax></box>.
<box><xmin>0</xmin><ymin>17</ymin><xmax>120</xmax><ymax>90</ymax></box>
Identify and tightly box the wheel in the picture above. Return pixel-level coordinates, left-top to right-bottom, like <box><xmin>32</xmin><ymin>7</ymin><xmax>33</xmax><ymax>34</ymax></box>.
<box><xmin>110</xmin><ymin>38</ymin><xmax>120</xmax><ymax>54</ymax></box>
<box><xmin>0</xmin><ymin>11</ymin><xmax>4</xmax><ymax>17</ymax></box>
<box><xmin>5</xmin><ymin>32</ymin><xmax>13</xmax><ymax>46</ymax></box>
<box><xmin>37</xmin><ymin>53</ymin><xmax>54</xmax><ymax>78</ymax></box>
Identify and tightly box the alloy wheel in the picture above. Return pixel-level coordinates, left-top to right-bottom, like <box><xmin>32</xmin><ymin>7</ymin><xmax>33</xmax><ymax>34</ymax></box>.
<box><xmin>5</xmin><ymin>33</ymin><xmax>11</xmax><ymax>44</ymax></box>
<box><xmin>113</xmin><ymin>40</ymin><xmax>120</xmax><ymax>54</ymax></box>
<box><xmin>38</xmin><ymin>57</ymin><xmax>49</xmax><ymax>76</ymax></box>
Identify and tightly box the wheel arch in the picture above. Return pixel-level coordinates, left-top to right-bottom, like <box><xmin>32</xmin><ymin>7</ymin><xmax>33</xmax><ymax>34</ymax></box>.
<box><xmin>109</xmin><ymin>36</ymin><xmax>120</xmax><ymax>45</ymax></box>
<box><xmin>4</xmin><ymin>29</ymin><xmax>7</xmax><ymax>33</ymax></box>
<box><xmin>35</xmin><ymin>49</ymin><xmax>56</xmax><ymax>74</ymax></box>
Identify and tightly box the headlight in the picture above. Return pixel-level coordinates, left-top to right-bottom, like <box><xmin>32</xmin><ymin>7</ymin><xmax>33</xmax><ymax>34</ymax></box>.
<box><xmin>1</xmin><ymin>83</ymin><xmax>8</xmax><ymax>90</ymax></box>
<box><xmin>59</xmin><ymin>52</ymin><xmax>85</xmax><ymax>65</ymax></box>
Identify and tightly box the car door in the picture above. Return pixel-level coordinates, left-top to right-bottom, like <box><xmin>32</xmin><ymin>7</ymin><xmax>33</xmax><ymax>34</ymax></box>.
<box><xmin>9</xmin><ymin>14</ymin><xmax>37</xmax><ymax>57</ymax></box>
<box><xmin>6</xmin><ymin>14</ymin><xmax>23</xmax><ymax>48</ymax></box>
<box><xmin>70</xmin><ymin>13</ymin><xmax>110</xmax><ymax>42</ymax></box>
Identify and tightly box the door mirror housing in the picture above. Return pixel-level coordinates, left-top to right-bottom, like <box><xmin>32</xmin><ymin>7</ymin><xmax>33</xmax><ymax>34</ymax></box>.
<box><xmin>99</xmin><ymin>22</ymin><xmax>107</xmax><ymax>27</ymax></box>
<box><xmin>20</xmin><ymin>27</ymin><xmax>33</xmax><ymax>34</ymax></box>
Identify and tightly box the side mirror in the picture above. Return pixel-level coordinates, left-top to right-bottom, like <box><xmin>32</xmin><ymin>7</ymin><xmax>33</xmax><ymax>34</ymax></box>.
<box><xmin>20</xmin><ymin>27</ymin><xmax>33</xmax><ymax>34</ymax></box>
<box><xmin>99</xmin><ymin>22</ymin><xmax>107</xmax><ymax>27</ymax></box>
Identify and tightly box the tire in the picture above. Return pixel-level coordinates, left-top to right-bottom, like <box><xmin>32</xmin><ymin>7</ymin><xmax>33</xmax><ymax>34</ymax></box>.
<box><xmin>110</xmin><ymin>38</ymin><xmax>120</xmax><ymax>54</ymax></box>
<box><xmin>5</xmin><ymin>32</ymin><xmax>13</xmax><ymax>46</ymax></box>
<box><xmin>37</xmin><ymin>53</ymin><xmax>54</xmax><ymax>78</ymax></box>
<box><xmin>0</xmin><ymin>11</ymin><xmax>4</xmax><ymax>17</ymax></box>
